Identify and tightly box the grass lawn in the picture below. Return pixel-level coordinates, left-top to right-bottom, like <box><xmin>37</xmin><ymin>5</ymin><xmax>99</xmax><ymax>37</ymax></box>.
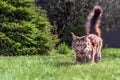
<box><xmin>0</xmin><ymin>48</ymin><xmax>120</xmax><ymax>80</ymax></box>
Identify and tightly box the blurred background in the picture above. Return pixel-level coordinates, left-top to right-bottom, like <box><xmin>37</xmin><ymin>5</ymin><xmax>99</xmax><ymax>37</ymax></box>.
<box><xmin>0</xmin><ymin>0</ymin><xmax>120</xmax><ymax>55</ymax></box>
<box><xmin>35</xmin><ymin>0</ymin><xmax>120</xmax><ymax>47</ymax></box>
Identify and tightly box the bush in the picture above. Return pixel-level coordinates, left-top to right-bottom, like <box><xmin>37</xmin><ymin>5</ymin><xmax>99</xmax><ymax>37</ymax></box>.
<box><xmin>0</xmin><ymin>0</ymin><xmax>58</xmax><ymax>56</ymax></box>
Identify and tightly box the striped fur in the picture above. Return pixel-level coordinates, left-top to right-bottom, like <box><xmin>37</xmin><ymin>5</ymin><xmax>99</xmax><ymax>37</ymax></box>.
<box><xmin>71</xmin><ymin>6</ymin><xmax>103</xmax><ymax>63</ymax></box>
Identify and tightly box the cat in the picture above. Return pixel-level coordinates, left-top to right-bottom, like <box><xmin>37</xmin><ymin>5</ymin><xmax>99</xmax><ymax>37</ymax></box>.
<box><xmin>71</xmin><ymin>5</ymin><xmax>103</xmax><ymax>63</ymax></box>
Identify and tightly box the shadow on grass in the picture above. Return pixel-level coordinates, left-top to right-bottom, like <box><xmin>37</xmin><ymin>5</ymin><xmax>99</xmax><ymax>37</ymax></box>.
<box><xmin>54</xmin><ymin>61</ymin><xmax>95</xmax><ymax>67</ymax></box>
<box><xmin>55</xmin><ymin>61</ymin><xmax>76</xmax><ymax>67</ymax></box>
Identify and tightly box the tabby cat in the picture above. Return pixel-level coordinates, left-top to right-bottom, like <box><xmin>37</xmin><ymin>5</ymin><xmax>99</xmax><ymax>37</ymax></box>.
<box><xmin>71</xmin><ymin>5</ymin><xmax>103</xmax><ymax>63</ymax></box>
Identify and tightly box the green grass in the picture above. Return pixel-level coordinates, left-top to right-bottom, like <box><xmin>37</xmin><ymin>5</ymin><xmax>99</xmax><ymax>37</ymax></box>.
<box><xmin>0</xmin><ymin>48</ymin><xmax>120</xmax><ymax>80</ymax></box>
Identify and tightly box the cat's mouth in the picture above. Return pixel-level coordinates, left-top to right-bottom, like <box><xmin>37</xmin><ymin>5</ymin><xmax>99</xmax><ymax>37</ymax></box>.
<box><xmin>76</xmin><ymin>45</ymin><xmax>87</xmax><ymax>51</ymax></box>
<box><xmin>76</xmin><ymin>47</ymin><xmax>84</xmax><ymax>51</ymax></box>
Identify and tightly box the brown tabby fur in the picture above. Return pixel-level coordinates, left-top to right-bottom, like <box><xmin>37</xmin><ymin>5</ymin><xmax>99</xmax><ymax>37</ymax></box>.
<box><xmin>71</xmin><ymin>6</ymin><xmax>103</xmax><ymax>63</ymax></box>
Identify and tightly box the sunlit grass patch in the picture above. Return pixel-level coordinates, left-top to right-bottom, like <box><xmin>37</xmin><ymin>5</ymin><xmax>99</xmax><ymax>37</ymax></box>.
<box><xmin>0</xmin><ymin>48</ymin><xmax>120</xmax><ymax>80</ymax></box>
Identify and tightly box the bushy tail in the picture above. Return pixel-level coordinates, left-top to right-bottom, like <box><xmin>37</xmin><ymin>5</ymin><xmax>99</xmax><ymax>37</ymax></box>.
<box><xmin>86</xmin><ymin>5</ymin><xmax>103</xmax><ymax>37</ymax></box>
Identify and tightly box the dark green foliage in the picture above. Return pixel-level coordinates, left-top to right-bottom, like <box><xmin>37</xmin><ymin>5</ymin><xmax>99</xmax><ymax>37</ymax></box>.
<box><xmin>0</xmin><ymin>0</ymin><xmax>57</xmax><ymax>55</ymax></box>
<box><xmin>62</xmin><ymin>15</ymin><xmax>86</xmax><ymax>45</ymax></box>
<box><xmin>36</xmin><ymin>0</ymin><xmax>96</xmax><ymax>45</ymax></box>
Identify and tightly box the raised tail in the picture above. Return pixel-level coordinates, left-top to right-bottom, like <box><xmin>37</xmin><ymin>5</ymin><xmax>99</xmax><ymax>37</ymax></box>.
<box><xmin>86</xmin><ymin>5</ymin><xmax>103</xmax><ymax>37</ymax></box>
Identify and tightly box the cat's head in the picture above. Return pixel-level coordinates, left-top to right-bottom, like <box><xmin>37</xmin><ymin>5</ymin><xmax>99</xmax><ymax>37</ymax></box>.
<box><xmin>71</xmin><ymin>32</ymin><xmax>91</xmax><ymax>51</ymax></box>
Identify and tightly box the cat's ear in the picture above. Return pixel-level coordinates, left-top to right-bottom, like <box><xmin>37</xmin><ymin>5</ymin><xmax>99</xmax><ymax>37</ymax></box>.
<box><xmin>71</xmin><ymin>32</ymin><xmax>77</xmax><ymax>39</ymax></box>
<box><xmin>85</xmin><ymin>35</ymin><xmax>88</xmax><ymax>39</ymax></box>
